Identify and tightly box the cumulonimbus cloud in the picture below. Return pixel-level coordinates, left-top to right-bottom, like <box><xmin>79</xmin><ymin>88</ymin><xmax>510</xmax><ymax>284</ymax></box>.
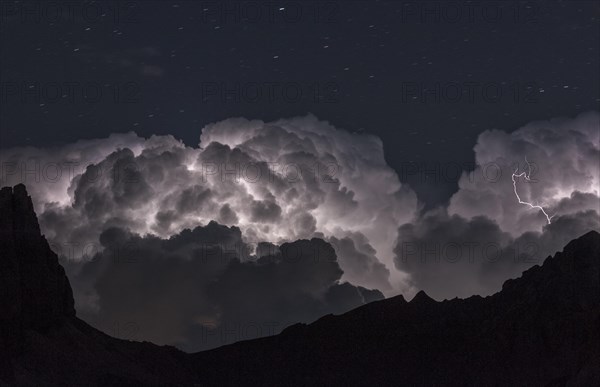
<box><xmin>0</xmin><ymin>114</ymin><xmax>418</xmax><ymax>295</ymax></box>
<box><xmin>449</xmin><ymin>111</ymin><xmax>599</xmax><ymax>235</ymax></box>
<box><xmin>1</xmin><ymin>111</ymin><xmax>598</xmax><ymax>349</ymax></box>
<box><xmin>394</xmin><ymin>111</ymin><xmax>600</xmax><ymax>299</ymax></box>
<box><xmin>67</xmin><ymin>222</ymin><xmax>382</xmax><ymax>352</ymax></box>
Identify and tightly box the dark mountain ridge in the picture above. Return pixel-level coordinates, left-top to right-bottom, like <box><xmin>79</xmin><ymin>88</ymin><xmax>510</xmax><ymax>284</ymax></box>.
<box><xmin>191</xmin><ymin>228</ymin><xmax>599</xmax><ymax>386</ymax></box>
<box><xmin>0</xmin><ymin>185</ymin><xmax>198</xmax><ymax>385</ymax></box>
<box><xmin>1</xmin><ymin>184</ymin><xmax>598</xmax><ymax>386</ymax></box>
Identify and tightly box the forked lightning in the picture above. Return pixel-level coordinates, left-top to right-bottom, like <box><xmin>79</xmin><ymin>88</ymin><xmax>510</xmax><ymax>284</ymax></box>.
<box><xmin>511</xmin><ymin>157</ymin><xmax>555</xmax><ymax>224</ymax></box>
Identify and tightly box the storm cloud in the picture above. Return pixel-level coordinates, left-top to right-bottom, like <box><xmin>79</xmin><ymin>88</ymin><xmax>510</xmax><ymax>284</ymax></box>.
<box><xmin>1</xmin><ymin>115</ymin><xmax>418</xmax><ymax>294</ymax></box>
<box><xmin>1</xmin><ymin>112</ymin><xmax>598</xmax><ymax>350</ymax></box>
<box><xmin>70</xmin><ymin>222</ymin><xmax>382</xmax><ymax>352</ymax></box>
<box><xmin>394</xmin><ymin>111</ymin><xmax>600</xmax><ymax>299</ymax></box>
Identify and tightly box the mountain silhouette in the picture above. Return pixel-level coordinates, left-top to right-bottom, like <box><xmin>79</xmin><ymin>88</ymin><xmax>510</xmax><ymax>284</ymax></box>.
<box><xmin>0</xmin><ymin>185</ymin><xmax>198</xmax><ymax>385</ymax></box>
<box><xmin>1</xmin><ymin>184</ymin><xmax>598</xmax><ymax>386</ymax></box>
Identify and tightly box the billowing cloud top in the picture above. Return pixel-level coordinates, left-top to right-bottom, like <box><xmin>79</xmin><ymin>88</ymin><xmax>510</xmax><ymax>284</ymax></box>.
<box><xmin>395</xmin><ymin>111</ymin><xmax>600</xmax><ymax>299</ymax></box>
<box><xmin>1</xmin><ymin>114</ymin><xmax>419</xmax><ymax>293</ymax></box>
<box><xmin>449</xmin><ymin>111</ymin><xmax>599</xmax><ymax>235</ymax></box>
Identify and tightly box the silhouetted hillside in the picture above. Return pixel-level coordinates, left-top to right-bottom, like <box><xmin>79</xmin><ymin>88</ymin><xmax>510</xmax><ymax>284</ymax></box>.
<box><xmin>191</xmin><ymin>229</ymin><xmax>600</xmax><ymax>386</ymax></box>
<box><xmin>1</xmin><ymin>184</ymin><xmax>598</xmax><ymax>386</ymax></box>
<box><xmin>0</xmin><ymin>185</ymin><xmax>198</xmax><ymax>385</ymax></box>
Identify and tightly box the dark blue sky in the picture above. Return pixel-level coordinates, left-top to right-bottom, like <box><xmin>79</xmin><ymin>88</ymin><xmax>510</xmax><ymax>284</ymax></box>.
<box><xmin>1</xmin><ymin>0</ymin><xmax>598</xmax><ymax>206</ymax></box>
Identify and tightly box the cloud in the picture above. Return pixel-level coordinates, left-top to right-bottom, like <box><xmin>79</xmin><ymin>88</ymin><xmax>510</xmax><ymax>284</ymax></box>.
<box><xmin>448</xmin><ymin>111</ymin><xmax>599</xmax><ymax>236</ymax></box>
<box><xmin>73</xmin><ymin>223</ymin><xmax>382</xmax><ymax>352</ymax></box>
<box><xmin>0</xmin><ymin>132</ymin><xmax>147</xmax><ymax>208</ymax></box>
<box><xmin>1</xmin><ymin>111</ymin><xmax>598</xmax><ymax>350</ymax></box>
<box><xmin>328</xmin><ymin>232</ymin><xmax>392</xmax><ymax>292</ymax></box>
<box><xmin>394</xmin><ymin>208</ymin><xmax>600</xmax><ymax>300</ymax></box>
<box><xmin>1</xmin><ymin>114</ymin><xmax>417</xmax><ymax>294</ymax></box>
<box><xmin>394</xmin><ymin>111</ymin><xmax>600</xmax><ymax>299</ymax></box>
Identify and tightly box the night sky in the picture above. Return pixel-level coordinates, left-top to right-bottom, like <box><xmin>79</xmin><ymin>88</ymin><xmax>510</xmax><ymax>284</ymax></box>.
<box><xmin>2</xmin><ymin>0</ymin><xmax>598</xmax><ymax>207</ymax></box>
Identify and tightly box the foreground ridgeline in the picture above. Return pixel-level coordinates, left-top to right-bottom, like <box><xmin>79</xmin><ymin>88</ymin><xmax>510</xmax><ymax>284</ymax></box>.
<box><xmin>0</xmin><ymin>184</ymin><xmax>75</xmax><ymax>350</ymax></box>
<box><xmin>1</xmin><ymin>184</ymin><xmax>599</xmax><ymax>386</ymax></box>
<box><xmin>0</xmin><ymin>185</ymin><xmax>198</xmax><ymax>385</ymax></box>
<box><xmin>192</xmin><ymin>229</ymin><xmax>600</xmax><ymax>386</ymax></box>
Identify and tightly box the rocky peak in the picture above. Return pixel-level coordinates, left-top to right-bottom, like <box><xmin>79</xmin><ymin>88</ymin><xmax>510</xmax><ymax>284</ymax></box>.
<box><xmin>409</xmin><ymin>290</ymin><xmax>436</xmax><ymax>305</ymax></box>
<box><xmin>0</xmin><ymin>184</ymin><xmax>75</xmax><ymax>353</ymax></box>
<box><xmin>499</xmin><ymin>230</ymin><xmax>600</xmax><ymax>308</ymax></box>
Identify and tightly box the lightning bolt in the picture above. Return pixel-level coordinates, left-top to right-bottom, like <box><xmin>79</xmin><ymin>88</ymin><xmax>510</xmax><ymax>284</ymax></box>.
<box><xmin>511</xmin><ymin>157</ymin><xmax>555</xmax><ymax>224</ymax></box>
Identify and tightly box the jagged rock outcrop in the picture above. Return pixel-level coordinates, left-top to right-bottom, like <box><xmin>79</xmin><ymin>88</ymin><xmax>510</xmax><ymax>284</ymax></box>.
<box><xmin>0</xmin><ymin>184</ymin><xmax>75</xmax><ymax>354</ymax></box>
<box><xmin>0</xmin><ymin>185</ymin><xmax>199</xmax><ymax>385</ymax></box>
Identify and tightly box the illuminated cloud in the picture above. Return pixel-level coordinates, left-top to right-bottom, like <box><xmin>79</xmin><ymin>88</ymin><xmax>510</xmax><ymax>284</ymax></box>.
<box><xmin>448</xmin><ymin>111</ymin><xmax>600</xmax><ymax>235</ymax></box>
<box><xmin>2</xmin><ymin>112</ymin><xmax>598</xmax><ymax>328</ymax></box>
<box><xmin>1</xmin><ymin>114</ymin><xmax>418</xmax><ymax>294</ymax></box>
<box><xmin>394</xmin><ymin>111</ymin><xmax>600</xmax><ymax>298</ymax></box>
